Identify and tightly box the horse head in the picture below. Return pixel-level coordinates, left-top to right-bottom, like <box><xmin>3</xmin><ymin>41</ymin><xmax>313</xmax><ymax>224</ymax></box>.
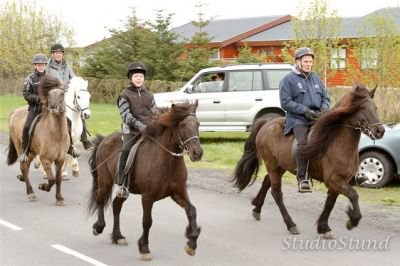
<box><xmin>347</xmin><ymin>84</ymin><xmax>385</xmax><ymax>140</ymax></box>
<box><xmin>39</xmin><ymin>75</ymin><xmax>65</xmax><ymax>114</ymax></box>
<box><xmin>175</xmin><ymin>100</ymin><xmax>203</xmax><ymax>162</ymax></box>
<box><xmin>66</xmin><ymin>77</ymin><xmax>91</xmax><ymax>119</ymax></box>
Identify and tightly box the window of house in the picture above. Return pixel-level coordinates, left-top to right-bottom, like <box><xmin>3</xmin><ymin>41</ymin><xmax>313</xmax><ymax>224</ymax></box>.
<box><xmin>361</xmin><ymin>48</ymin><xmax>378</xmax><ymax>69</ymax></box>
<box><xmin>260</xmin><ymin>47</ymin><xmax>274</xmax><ymax>57</ymax></box>
<box><xmin>330</xmin><ymin>48</ymin><xmax>346</xmax><ymax>69</ymax></box>
<box><xmin>209</xmin><ymin>49</ymin><xmax>220</xmax><ymax>62</ymax></box>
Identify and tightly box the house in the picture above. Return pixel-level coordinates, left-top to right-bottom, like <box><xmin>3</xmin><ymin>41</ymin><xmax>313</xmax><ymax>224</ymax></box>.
<box><xmin>171</xmin><ymin>7</ymin><xmax>400</xmax><ymax>87</ymax></box>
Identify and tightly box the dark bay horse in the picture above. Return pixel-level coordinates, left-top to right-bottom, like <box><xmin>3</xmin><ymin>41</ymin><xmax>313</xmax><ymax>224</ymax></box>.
<box><xmin>232</xmin><ymin>85</ymin><xmax>385</xmax><ymax>239</ymax></box>
<box><xmin>7</xmin><ymin>75</ymin><xmax>70</xmax><ymax>205</ymax></box>
<box><xmin>87</xmin><ymin>101</ymin><xmax>203</xmax><ymax>261</ymax></box>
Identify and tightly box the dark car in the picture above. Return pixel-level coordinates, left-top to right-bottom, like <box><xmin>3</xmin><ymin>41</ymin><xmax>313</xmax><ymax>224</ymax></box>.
<box><xmin>356</xmin><ymin>123</ymin><xmax>400</xmax><ymax>188</ymax></box>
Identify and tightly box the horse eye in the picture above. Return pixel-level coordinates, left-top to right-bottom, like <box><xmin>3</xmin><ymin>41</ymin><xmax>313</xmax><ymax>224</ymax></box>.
<box><xmin>77</xmin><ymin>96</ymin><xmax>80</xmax><ymax>99</ymax></box>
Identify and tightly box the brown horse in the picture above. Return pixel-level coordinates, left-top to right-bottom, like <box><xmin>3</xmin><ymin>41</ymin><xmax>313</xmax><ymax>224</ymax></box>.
<box><xmin>7</xmin><ymin>75</ymin><xmax>70</xmax><ymax>205</ymax></box>
<box><xmin>87</xmin><ymin>101</ymin><xmax>203</xmax><ymax>261</ymax></box>
<box><xmin>232</xmin><ymin>85</ymin><xmax>385</xmax><ymax>239</ymax></box>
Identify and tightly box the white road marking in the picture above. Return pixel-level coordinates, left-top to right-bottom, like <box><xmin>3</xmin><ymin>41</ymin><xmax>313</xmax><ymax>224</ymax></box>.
<box><xmin>51</xmin><ymin>244</ymin><xmax>108</xmax><ymax>266</ymax></box>
<box><xmin>0</xmin><ymin>219</ymin><xmax>23</xmax><ymax>231</ymax></box>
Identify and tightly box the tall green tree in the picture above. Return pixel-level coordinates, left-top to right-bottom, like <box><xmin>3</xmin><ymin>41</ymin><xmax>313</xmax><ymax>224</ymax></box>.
<box><xmin>282</xmin><ymin>0</ymin><xmax>342</xmax><ymax>85</ymax></box>
<box><xmin>346</xmin><ymin>10</ymin><xmax>400</xmax><ymax>88</ymax></box>
<box><xmin>0</xmin><ymin>0</ymin><xmax>74</xmax><ymax>78</ymax></box>
<box><xmin>236</xmin><ymin>44</ymin><xmax>264</xmax><ymax>63</ymax></box>
<box><xmin>180</xmin><ymin>2</ymin><xmax>215</xmax><ymax>80</ymax></box>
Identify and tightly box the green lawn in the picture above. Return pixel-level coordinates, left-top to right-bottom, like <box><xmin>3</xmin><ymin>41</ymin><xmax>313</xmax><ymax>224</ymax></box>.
<box><xmin>1</xmin><ymin>95</ymin><xmax>399</xmax><ymax>206</ymax></box>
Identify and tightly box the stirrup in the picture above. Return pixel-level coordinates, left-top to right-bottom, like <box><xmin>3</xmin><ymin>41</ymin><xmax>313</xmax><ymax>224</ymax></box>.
<box><xmin>116</xmin><ymin>186</ymin><xmax>129</xmax><ymax>198</ymax></box>
<box><xmin>298</xmin><ymin>179</ymin><xmax>312</xmax><ymax>193</ymax></box>
<box><xmin>19</xmin><ymin>153</ymin><xmax>28</xmax><ymax>163</ymax></box>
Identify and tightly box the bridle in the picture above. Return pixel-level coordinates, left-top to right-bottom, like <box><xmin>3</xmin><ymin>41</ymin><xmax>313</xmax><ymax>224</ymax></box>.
<box><xmin>342</xmin><ymin>120</ymin><xmax>382</xmax><ymax>139</ymax></box>
<box><xmin>147</xmin><ymin>112</ymin><xmax>200</xmax><ymax>157</ymax></box>
<box><xmin>65</xmin><ymin>88</ymin><xmax>90</xmax><ymax>114</ymax></box>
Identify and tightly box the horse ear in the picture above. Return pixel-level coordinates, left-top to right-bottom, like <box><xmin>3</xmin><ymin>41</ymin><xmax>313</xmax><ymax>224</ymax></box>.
<box><xmin>193</xmin><ymin>99</ymin><xmax>199</xmax><ymax>109</ymax></box>
<box><xmin>369</xmin><ymin>85</ymin><xmax>377</xmax><ymax>98</ymax></box>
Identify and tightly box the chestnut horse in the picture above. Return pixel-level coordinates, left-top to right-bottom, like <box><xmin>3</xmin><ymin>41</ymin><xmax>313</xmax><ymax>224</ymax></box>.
<box><xmin>232</xmin><ymin>85</ymin><xmax>385</xmax><ymax>239</ymax></box>
<box><xmin>87</xmin><ymin>101</ymin><xmax>203</xmax><ymax>261</ymax></box>
<box><xmin>7</xmin><ymin>75</ymin><xmax>70</xmax><ymax>205</ymax></box>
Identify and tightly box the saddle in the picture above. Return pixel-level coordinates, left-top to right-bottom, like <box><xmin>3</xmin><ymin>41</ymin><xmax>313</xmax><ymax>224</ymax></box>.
<box><xmin>20</xmin><ymin>114</ymin><xmax>42</xmax><ymax>163</ymax></box>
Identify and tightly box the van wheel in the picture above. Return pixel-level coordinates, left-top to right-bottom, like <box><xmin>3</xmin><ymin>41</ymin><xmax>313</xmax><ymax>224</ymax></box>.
<box><xmin>356</xmin><ymin>151</ymin><xmax>394</xmax><ymax>188</ymax></box>
<box><xmin>257</xmin><ymin>113</ymin><xmax>282</xmax><ymax>122</ymax></box>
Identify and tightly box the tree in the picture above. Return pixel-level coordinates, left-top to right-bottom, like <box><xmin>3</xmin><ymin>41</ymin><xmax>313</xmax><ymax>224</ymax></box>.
<box><xmin>81</xmin><ymin>9</ymin><xmax>183</xmax><ymax>81</ymax></box>
<box><xmin>236</xmin><ymin>44</ymin><xmax>264</xmax><ymax>63</ymax></box>
<box><xmin>0</xmin><ymin>0</ymin><xmax>74</xmax><ymax>79</ymax></box>
<box><xmin>346</xmin><ymin>10</ymin><xmax>400</xmax><ymax>88</ymax></box>
<box><xmin>282</xmin><ymin>0</ymin><xmax>342</xmax><ymax>86</ymax></box>
<box><xmin>180</xmin><ymin>2</ymin><xmax>215</xmax><ymax>81</ymax></box>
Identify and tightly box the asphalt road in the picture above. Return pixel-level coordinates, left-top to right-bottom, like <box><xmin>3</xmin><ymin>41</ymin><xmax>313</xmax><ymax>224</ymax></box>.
<box><xmin>1</xmin><ymin>134</ymin><xmax>399</xmax><ymax>266</ymax></box>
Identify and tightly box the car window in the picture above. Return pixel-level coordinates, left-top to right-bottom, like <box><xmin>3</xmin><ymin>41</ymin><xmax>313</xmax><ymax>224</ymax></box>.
<box><xmin>228</xmin><ymin>71</ymin><xmax>262</xmax><ymax>92</ymax></box>
<box><xmin>265</xmin><ymin>69</ymin><xmax>291</xmax><ymax>89</ymax></box>
<box><xmin>192</xmin><ymin>72</ymin><xmax>225</xmax><ymax>93</ymax></box>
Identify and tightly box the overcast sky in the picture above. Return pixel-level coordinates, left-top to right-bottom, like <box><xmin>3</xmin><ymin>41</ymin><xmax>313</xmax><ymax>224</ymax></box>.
<box><xmin>24</xmin><ymin>0</ymin><xmax>400</xmax><ymax>47</ymax></box>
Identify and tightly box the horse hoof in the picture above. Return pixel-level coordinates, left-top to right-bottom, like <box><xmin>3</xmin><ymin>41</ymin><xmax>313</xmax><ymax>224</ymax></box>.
<box><xmin>117</xmin><ymin>238</ymin><xmax>128</xmax><ymax>246</ymax></box>
<box><xmin>72</xmin><ymin>171</ymin><xmax>79</xmax><ymax>177</ymax></box>
<box><xmin>252</xmin><ymin>211</ymin><xmax>261</xmax><ymax>221</ymax></box>
<box><xmin>38</xmin><ymin>184</ymin><xmax>44</xmax><ymax>190</ymax></box>
<box><xmin>185</xmin><ymin>244</ymin><xmax>196</xmax><ymax>256</ymax></box>
<box><xmin>93</xmin><ymin>228</ymin><xmax>99</xmax><ymax>236</ymax></box>
<box><xmin>289</xmin><ymin>226</ymin><xmax>300</xmax><ymax>235</ymax></box>
<box><xmin>56</xmin><ymin>200</ymin><xmax>65</xmax><ymax>206</ymax></box>
<box><xmin>141</xmin><ymin>253</ymin><xmax>152</xmax><ymax>261</ymax></box>
<box><xmin>17</xmin><ymin>175</ymin><xmax>25</xmax><ymax>182</ymax></box>
<box><xmin>323</xmin><ymin>231</ymin><xmax>336</xmax><ymax>239</ymax></box>
<box><xmin>28</xmin><ymin>193</ymin><xmax>37</xmax><ymax>202</ymax></box>
<box><xmin>62</xmin><ymin>175</ymin><xmax>70</xmax><ymax>181</ymax></box>
<box><xmin>346</xmin><ymin>220</ymin><xmax>355</xmax><ymax>230</ymax></box>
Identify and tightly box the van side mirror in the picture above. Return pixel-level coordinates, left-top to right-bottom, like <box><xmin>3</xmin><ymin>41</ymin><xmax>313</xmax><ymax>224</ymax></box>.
<box><xmin>187</xmin><ymin>84</ymin><xmax>194</xmax><ymax>94</ymax></box>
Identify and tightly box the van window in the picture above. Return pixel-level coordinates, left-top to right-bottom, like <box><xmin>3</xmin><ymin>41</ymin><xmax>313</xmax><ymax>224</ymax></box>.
<box><xmin>265</xmin><ymin>69</ymin><xmax>290</xmax><ymax>89</ymax></box>
<box><xmin>192</xmin><ymin>72</ymin><xmax>225</xmax><ymax>93</ymax></box>
<box><xmin>228</xmin><ymin>71</ymin><xmax>262</xmax><ymax>92</ymax></box>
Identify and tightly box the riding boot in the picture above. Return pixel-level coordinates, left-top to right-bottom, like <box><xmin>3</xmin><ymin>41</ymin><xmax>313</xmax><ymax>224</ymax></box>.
<box><xmin>19</xmin><ymin>125</ymin><xmax>30</xmax><ymax>163</ymax></box>
<box><xmin>80</xmin><ymin>119</ymin><xmax>92</xmax><ymax>150</ymax></box>
<box><xmin>116</xmin><ymin>149</ymin><xmax>130</xmax><ymax>198</ymax></box>
<box><xmin>66</xmin><ymin>120</ymin><xmax>80</xmax><ymax>158</ymax></box>
<box><xmin>296</xmin><ymin>154</ymin><xmax>312</xmax><ymax>193</ymax></box>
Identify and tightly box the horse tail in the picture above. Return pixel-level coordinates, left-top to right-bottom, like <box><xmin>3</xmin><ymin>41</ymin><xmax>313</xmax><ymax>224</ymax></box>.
<box><xmin>6</xmin><ymin>135</ymin><xmax>18</xmax><ymax>166</ymax></box>
<box><xmin>232</xmin><ymin>119</ymin><xmax>268</xmax><ymax>191</ymax></box>
<box><xmin>87</xmin><ymin>134</ymin><xmax>112</xmax><ymax>215</ymax></box>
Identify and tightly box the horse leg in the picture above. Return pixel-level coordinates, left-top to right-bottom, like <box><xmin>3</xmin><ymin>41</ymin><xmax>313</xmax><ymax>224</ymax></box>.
<box><xmin>38</xmin><ymin>160</ymin><xmax>55</xmax><ymax>192</ymax></box>
<box><xmin>328</xmin><ymin>179</ymin><xmax>362</xmax><ymax>231</ymax></box>
<box><xmin>251</xmin><ymin>174</ymin><xmax>271</xmax><ymax>220</ymax></box>
<box><xmin>20</xmin><ymin>157</ymin><xmax>37</xmax><ymax>202</ymax></box>
<box><xmin>171</xmin><ymin>191</ymin><xmax>201</xmax><ymax>256</ymax></box>
<box><xmin>70</xmin><ymin>157</ymin><xmax>79</xmax><ymax>177</ymax></box>
<box><xmin>111</xmin><ymin>196</ymin><xmax>128</xmax><ymax>245</ymax></box>
<box><xmin>61</xmin><ymin>159</ymin><xmax>69</xmax><ymax>181</ymax></box>
<box><xmin>316</xmin><ymin>189</ymin><xmax>339</xmax><ymax>239</ymax></box>
<box><xmin>269</xmin><ymin>171</ymin><xmax>298</xmax><ymax>234</ymax></box>
<box><xmin>137</xmin><ymin>195</ymin><xmax>154</xmax><ymax>261</ymax></box>
<box><xmin>54</xmin><ymin>159</ymin><xmax>65</xmax><ymax>206</ymax></box>
<box><xmin>92</xmin><ymin>205</ymin><xmax>106</xmax><ymax>236</ymax></box>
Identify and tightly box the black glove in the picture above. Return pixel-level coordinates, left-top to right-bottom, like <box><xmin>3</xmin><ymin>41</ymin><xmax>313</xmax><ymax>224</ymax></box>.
<box><xmin>304</xmin><ymin>109</ymin><xmax>318</xmax><ymax>121</ymax></box>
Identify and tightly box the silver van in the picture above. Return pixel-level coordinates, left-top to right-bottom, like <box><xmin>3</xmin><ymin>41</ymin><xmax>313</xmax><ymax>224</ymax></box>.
<box><xmin>154</xmin><ymin>63</ymin><xmax>292</xmax><ymax>131</ymax></box>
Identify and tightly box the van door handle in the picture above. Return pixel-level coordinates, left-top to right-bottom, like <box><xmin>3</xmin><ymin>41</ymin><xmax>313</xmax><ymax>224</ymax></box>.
<box><xmin>213</xmin><ymin>100</ymin><xmax>221</xmax><ymax>104</ymax></box>
<box><xmin>255</xmin><ymin>98</ymin><xmax>262</xmax><ymax>101</ymax></box>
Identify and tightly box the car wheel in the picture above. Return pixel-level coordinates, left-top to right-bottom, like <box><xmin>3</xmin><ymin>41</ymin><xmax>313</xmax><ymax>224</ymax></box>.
<box><xmin>356</xmin><ymin>151</ymin><xmax>394</xmax><ymax>188</ymax></box>
<box><xmin>257</xmin><ymin>112</ymin><xmax>282</xmax><ymax>122</ymax></box>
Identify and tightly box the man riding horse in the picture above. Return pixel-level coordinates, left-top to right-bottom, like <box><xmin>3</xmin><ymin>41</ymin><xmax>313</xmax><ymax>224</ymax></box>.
<box><xmin>279</xmin><ymin>47</ymin><xmax>330</xmax><ymax>193</ymax></box>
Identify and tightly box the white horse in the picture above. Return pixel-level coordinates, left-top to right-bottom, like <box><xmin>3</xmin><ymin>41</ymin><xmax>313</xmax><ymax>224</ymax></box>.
<box><xmin>35</xmin><ymin>77</ymin><xmax>91</xmax><ymax>179</ymax></box>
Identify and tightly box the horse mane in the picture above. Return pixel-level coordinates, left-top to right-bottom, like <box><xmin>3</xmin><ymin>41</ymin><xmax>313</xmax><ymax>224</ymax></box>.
<box><xmin>301</xmin><ymin>84</ymin><xmax>372</xmax><ymax>158</ymax></box>
<box><xmin>145</xmin><ymin>103</ymin><xmax>193</xmax><ymax>138</ymax></box>
<box><xmin>38</xmin><ymin>75</ymin><xmax>61</xmax><ymax>98</ymax></box>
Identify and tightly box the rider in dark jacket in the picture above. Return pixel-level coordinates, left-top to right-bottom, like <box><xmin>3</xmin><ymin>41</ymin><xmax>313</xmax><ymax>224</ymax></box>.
<box><xmin>279</xmin><ymin>47</ymin><xmax>330</xmax><ymax>192</ymax></box>
<box><xmin>116</xmin><ymin>61</ymin><xmax>158</xmax><ymax>198</ymax></box>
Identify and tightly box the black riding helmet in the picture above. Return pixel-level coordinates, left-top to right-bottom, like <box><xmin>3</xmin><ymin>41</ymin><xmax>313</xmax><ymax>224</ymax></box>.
<box><xmin>32</xmin><ymin>53</ymin><xmax>48</xmax><ymax>64</ymax></box>
<box><xmin>51</xmin><ymin>43</ymin><xmax>65</xmax><ymax>53</ymax></box>
<box><xmin>127</xmin><ymin>61</ymin><xmax>147</xmax><ymax>79</ymax></box>
<box><xmin>295</xmin><ymin>47</ymin><xmax>314</xmax><ymax>60</ymax></box>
